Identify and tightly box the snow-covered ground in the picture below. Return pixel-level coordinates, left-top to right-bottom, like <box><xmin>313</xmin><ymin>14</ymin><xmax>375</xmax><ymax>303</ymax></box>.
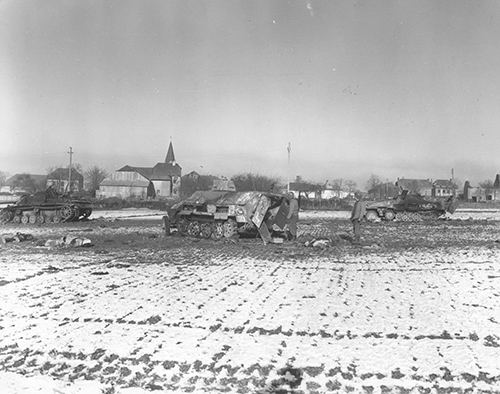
<box><xmin>300</xmin><ymin>208</ymin><xmax>500</xmax><ymax>221</ymax></box>
<box><xmin>92</xmin><ymin>208</ymin><xmax>166</xmax><ymax>220</ymax></box>
<box><xmin>90</xmin><ymin>207</ymin><xmax>500</xmax><ymax>221</ymax></box>
<box><xmin>0</xmin><ymin>214</ymin><xmax>499</xmax><ymax>393</ymax></box>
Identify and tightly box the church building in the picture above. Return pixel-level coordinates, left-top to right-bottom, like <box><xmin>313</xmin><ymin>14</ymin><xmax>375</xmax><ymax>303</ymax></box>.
<box><xmin>97</xmin><ymin>142</ymin><xmax>182</xmax><ymax>200</ymax></box>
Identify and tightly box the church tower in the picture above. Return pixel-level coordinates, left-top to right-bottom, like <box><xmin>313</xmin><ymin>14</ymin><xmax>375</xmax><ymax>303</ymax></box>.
<box><xmin>165</xmin><ymin>141</ymin><xmax>176</xmax><ymax>164</ymax></box>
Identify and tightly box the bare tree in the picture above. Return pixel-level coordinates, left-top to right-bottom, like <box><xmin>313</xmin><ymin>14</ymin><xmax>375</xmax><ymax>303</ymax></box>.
<box><xmin>365</xmin><ymin>174</ymin><xmax>382</xmax><ymax>191</ymax></box>
<box><xmin>479</xmin><ymin>179</ymin><xmax>494</xmax><ymax>192</ymax></box>
<box><xmin>344</xmin><ymin>179</ymin><xmax>357</xmax><ymax>192</ymax></box>
<box><xmin>12</xmin><ymin>174</ymin><xmax>37</xmax><ymax>193</ymax></box>
<box><xmin>231</xmin><ymin>173</ymin><xmax>281</xmax><ymax>192</ymax></box>
<box><xmin>329</xmin><ymin>178</ymin><xmax>357</xmax><ymax>192</ymax></box>
<box><xmin>85</xmin><ymin>166</ymin><xmax>108</xmax><ymax>197</ymax></box>
<box><xmin>71</xmin><ymin>162</ymin><xmax>83</xmax><ymax>175</ymax></box>
<box><xmin>0</xmin><ymin>171</ymin><xmax>7</xmax><ymax>188</ymax></box>
<box><xmin>180</xmin><ymin>174</ymin><xmax>216</xmax><ymax>197</ymax></box>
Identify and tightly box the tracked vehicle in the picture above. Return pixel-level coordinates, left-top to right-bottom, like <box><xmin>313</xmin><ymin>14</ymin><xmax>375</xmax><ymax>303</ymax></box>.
<box><xmin>365</xmin><ymin>191</ymin><xmax>457</xmax><ymax>222</ymax></box>
<box><xmin>169</xmin><ymin>190</ymin><xmax>291</xmax><ymax>240</ymax></box>
<box><xmin>0</xmin><ymin>188</ymin><xmax>93</xmax><ymax>224</ymax></box>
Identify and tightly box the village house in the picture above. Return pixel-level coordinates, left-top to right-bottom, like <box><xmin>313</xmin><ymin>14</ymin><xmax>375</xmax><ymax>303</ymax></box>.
<box><xmin>288</xmin><ymin>176</ymin><xmax>322</xmax><ymax>199</ymax></box>
<box><xmin>320</xmin><ymin>181</ymin><xmax>351</xmax><ymax>199</ymax></box>
<box><xmin>97</xmin><ymin>142</ymin><xmax>182</xmax><ymax>200</ymax></box>
<box><xmin>463</xmin><ymin>181</ymin><xmax>486</xmax><ymax>202</ymax></box>
<box><xmin>46</xmin><ymin>168</ymin><xmax>84</xmax><ymax>193</ymax></box>
<box><xmin>185</xmin><ymin>171</ymin><xmax>201</xmax><ymax>182</ymax></box>
<box><xmin>432</xmin><ymin>179</ymin><xmax>458</xmax><ymax>197</ymax></box>
<box><xmin>396</xmin><ymin>178</ymin><xmax>433</xmax><ymax>196</ymax></box>
<box><xmin>463</xmin><ymin>174</ymin><xmax>500</xmax><ymax>202</ymax></box>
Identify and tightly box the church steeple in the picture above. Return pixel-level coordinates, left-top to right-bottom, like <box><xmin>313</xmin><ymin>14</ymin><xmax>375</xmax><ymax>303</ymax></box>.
<box><xmin>165</xmin><ymin>141</ymin><xmax>176</xmax><ymax>164</ymax></box>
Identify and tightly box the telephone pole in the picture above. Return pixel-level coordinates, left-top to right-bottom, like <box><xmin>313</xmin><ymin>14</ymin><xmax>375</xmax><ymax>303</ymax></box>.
<box><xmin>67</xmin><ymin>147</ymin><xmax>73</xmax><ymax>193</ymax></box>
<box><xmin>287</xmin><ymin>142</ymin><xmax>291</xmax><ymax>193</ymax></box>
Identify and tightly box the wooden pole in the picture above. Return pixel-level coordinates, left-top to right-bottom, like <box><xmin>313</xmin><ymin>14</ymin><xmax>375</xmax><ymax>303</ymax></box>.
<box><xmin>67</xmin><ymin>147</ymin><xmax>73</xmax><ymax>193</ymax></box>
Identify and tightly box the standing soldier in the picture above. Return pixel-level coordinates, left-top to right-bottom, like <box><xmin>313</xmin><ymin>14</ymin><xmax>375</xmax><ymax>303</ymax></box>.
<box><xmin>286</xmin><ymin>192</ymin><xmax>299</xmax><ymax>240</ymax></box>
<box><xmin>350</xmin><ymin>192</ymin><xmax>366</xmax><ymax>244</ymax></box>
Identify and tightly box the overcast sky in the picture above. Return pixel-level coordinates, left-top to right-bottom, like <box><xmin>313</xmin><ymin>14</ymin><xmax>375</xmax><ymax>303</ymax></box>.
<box><xmin>1</xmin><ymin>0</ymin><xmax>499</xmax><ymax>187</ymax></box>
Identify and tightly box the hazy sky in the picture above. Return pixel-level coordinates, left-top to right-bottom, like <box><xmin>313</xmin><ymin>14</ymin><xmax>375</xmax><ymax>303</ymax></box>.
<box><xmin>1</xmin><ymin>0</ymin><xmax>499</xmax><ymax>187</ymax></box>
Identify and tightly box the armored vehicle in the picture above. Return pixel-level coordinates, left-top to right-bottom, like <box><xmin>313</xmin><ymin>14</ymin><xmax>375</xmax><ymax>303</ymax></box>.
<box><xmin>0</xmin><ymin>187</ymin><xmax>93</xmax><ymax>224</ymax></box>
<box><xmin>365</xmin><ymin>191</ymin><xmax>457</xmax><ymax>222</ymax></box>
<box><xmin>169</xmin><ymin>190</ymin><xmax>291</xmax><ymax>241</ymax></box>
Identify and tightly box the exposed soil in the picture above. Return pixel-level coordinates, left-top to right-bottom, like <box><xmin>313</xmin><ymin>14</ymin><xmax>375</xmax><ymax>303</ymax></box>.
<box><xmin>0</xmin><ymin>213</ymin><xmax>499</xmax><ymax>393</ymax></box>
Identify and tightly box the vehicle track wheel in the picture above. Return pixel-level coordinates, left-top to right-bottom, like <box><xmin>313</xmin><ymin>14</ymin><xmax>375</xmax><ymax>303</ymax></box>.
<box><xmin>365</xmin><ymin>210</ymin><xmax>379</xmax><ymax>222</ymax></box>
<box><xmin>0</xmin><ymin>209</ymin><xmax>13</xmax><ymax>224</ymax></box>
<box><xmin>411</xmin><ymin>212</ymin><xmax>423</xmax><ymax>221</ymax></box>
<box><xmin>384</xmin><ymin>210</ymin><xmax>395</xmax><ymax>221</ymax></box>
<box><xmin>52</xmin><ymin>215</ymin><xmax>61</xmax><ymax>224</ymax></box>
<box><xmin>28</xmin><ymin>215</ymin><xmax>37</xmax><ymax>224</ymax></box>
<box><xmin>13</xmin><ymin>216</ymin><xmax>21</xmax><ymax>224</ymax></box>
<box><xmin>60</xmin><ymin>205</ymin><xmax>74</xmax><ymax>221</ymax></box>
<box><xmin>200</xmin><ymin>223</ymin><xmax>213</xmax><ymax>238</ymax></box>
<box><xmin>187</xmin><ymin>221</ymin><xmax>201</xmax><ymax>237</ymax></box>
<box><xmin>21</xmin><ymin>215</ymin><xmax>29</xmax><ymax>224</ymax></box>
<box><xmin>223</xmin><ymin>219</ymin><xmax>238</xmax><ymax>238</ymax></box>
<box><xmin>211</xmin><ymin>222</ymin><xmax>224</xmax><ymax>240</ymax></box>
<box><xmin>36</xmin><ymin>215</ymin><xmax>45</xmax><ymax>224</ymax></box>
<box><xmin>82</xmin><ymin>208</ymin><xmax>92</xmax><ymax>219</ymax></box>
<box><xmin>177</xmin><ymin>218</ymin><xmax>188</xmax><ymax>235</ymax></box>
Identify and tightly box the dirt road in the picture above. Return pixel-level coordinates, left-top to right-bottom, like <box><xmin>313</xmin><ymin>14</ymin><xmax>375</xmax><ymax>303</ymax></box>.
<box><xmin>0</xmin><ymin>213</ymin><xmax>499</xmax><ymax>393</ymax></box>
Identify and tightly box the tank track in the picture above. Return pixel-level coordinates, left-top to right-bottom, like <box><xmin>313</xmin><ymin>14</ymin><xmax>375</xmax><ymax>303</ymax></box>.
<box><xmin>395</xmin><ymin>211</ymin><xmax>442</xmax><ymax>222</ymax></box>
<box><xmin>176</xmin><ymin>217</ymin><xmax>240</xmax><ymax>239</ymax></box>
<box><xmin>0</xmin><ymin>205</ymin><xmax>92</xmax><ymax>225</ymax></box>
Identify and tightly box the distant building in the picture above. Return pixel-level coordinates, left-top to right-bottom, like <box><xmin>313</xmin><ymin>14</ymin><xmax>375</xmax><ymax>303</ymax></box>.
<box><xmin>46</xmin><ymin>168</ymin><xmax>84</xmax><ymax>193</ymax></box>
<box><xmin>492</xmin><ymin>174</ymin><xmax>500</xmax><ymax>201</ymax></box>
<box><xmin>432</xmin><ymin>179</ymin><xmax>458</xmax><ymax>198</ymax></box>
<box><xmin>97</xmin><ymin>142</ymin><xmax>182</xmax><ymax>200</ymax></box>
<box><xmin>212</xmin><ymin>177</ymin><xmax>236</xmax><ymax>191</ymax></box>
<box><xmin>463</xmin><ymin>176</ymin><xmax>500</xmax><ymax>202</ymax></box>
<box><xmin>185</xmin><ymin>171</ymin><xmax>201</xmax><ymax>181</ymax></box>
<box><xmin>320</xmin><ymin>181</ymin><xmax>351</xmax><ymax>199</ymax></box>
<box><xmin>396</xmin><ymin>178</ymin><xmax>433</xmax><ymax>196</ymax></box>
<box><xmin>288</xmin><ymin>176</ymin><xmax>322</xmax><ymax>199</ymax></box>
<box><xmin>463</xmin><ymin>181</ymin><xmax>486</xmax><ymax>202</ymax></box>
<box><xmin>368</xmin><ymin>182</ymin><xmax>399</xmax><ymax>200</ymax></box>
<box><xmin>1</xmin><ymin>174</ymin><xmax>47</xmax><ymax>194</ymax></box>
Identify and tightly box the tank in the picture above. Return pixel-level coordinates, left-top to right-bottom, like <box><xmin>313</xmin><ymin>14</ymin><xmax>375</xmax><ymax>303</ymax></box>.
<box><xmin>169</xmin><ymin>190</ymin><xmax>291</xmax><ymax>240</ymax></box>
<box><xmin>365</xmin><ymin>190</ymin><xmax>458</xmax><ymax>222</ymax></box>
<box><xmin>0</xmin><ymin>187</ymin><xmax>93</xmax><ymax>224</ymax></box>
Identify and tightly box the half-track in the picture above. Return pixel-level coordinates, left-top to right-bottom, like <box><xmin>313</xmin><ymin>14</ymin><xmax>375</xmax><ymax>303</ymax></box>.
<box><xmin>169</xmin><ymin>190</ymin><xmax>291</xmax><ymax>241</ymax></box>
<box><xmin>365</xmin><ymin>191</ymin><xmax>458</xmax><ymax>222</ymax></box>
<box><xmin>0</xmin><ymin>187</ymin><xmax>93</xmax><ymax>224</ymax></box>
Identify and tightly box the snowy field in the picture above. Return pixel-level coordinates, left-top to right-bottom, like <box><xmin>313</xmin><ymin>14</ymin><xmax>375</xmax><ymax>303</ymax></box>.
<box><xmin>0</xmin><ymin>211</ymin><xmax>499</xmax><ymax>393</ymax></box>
<box><xmin>300</xmin><ymin>208</ymin><xmax>500</xmax><ymax>221</ymax></box>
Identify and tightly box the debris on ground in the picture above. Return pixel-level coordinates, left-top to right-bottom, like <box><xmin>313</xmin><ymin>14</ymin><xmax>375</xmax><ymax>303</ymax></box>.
<box><xmin>297</xmin><ymin>233</ymin><xmax>348</xmax><ymax>248</ymax></box>
<box><xmin>1</xmin><ymin>233</ymin><xmax>35</xmax><ymax>245</ymax></box>
<box><xmin>44</xmin><ymin>235</ymin><xmax>93</xmax><ymax>248</ymax></box>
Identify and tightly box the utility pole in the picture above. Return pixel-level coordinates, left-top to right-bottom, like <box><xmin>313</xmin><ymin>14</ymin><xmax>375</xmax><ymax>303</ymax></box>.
<box><xmin>67</xmin><ymin>147</ymin><xmax>73</xmax><ymax>194</ymax></box>
<box><xmin>287</xmin><ymin>142</ymin><xmax>291</xmax><ymax>193</ymax></box>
